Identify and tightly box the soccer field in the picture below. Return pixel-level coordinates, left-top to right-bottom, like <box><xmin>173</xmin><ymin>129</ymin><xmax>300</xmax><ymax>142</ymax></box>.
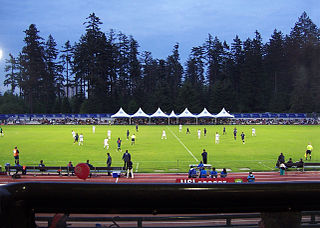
<box><xmin>0</xmin><ymin>125</ymin><xmax>319</xmax><ymax>173</ymax></box>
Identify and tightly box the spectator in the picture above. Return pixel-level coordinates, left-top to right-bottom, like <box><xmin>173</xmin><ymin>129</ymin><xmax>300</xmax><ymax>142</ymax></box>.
<box><xmin>86</xmin><ymin>160</ymin><xmax>94</xmax><ymax>177</ymax></box>
<box><xmin>276</xmin><ymin>153</ymin><xmax>285</xmax><ymax>168</ymax></box>
<box><xmin>220</xmin><ymin>168</ymin><xmax>228</xmax><ymax>178</ymax></box>
<box><xmin>210</xmin><ymin>167</ymin><xmax>218</xmax><ymax>178</ymax></box>
<box><xmin>280</xmin><ymin>163</ymin><xmax>286</xmax><ymax>175</ymax></box>
<box><xmin>286</xmin><ymin>158</ymin><xmax>293</xmax><ymax>168</ymax></box>
<box><xmin>67</xmin><ymin>161</ymin><xmax>74</xmax><ymax>175</ymax></box>
<box><xmin>13</xmin><ymin>146</ymin><xmax>19</xmax><ymax>164</ymax></box>
<box><xmin>106</xmin><ymin>153</ymin><xmax>112</xmax><ymax>176</ymax></box>
<box><xmin>197</xmin><ymin>161</ymin><xmax>204</xmax><ymax>169</ymax></box>
<box><xmin>247</xmin><ymin>171</ymin><xmax>255</xmax><ymax>182</ymax></box>
<box><xmin>127</xmin><ymin>160</ymin><xmax>134</xmax><ymax>178</ymax></box>
<box><xmin>39</xmin><ymin>160</ymin><xmax>46</xmax><ymax>172</ymax></box>
<box><xmin>297</xmin><ymin>158</ymin><xmax>304</xmax><ymax>168</ymax></box>
<box><xmin>188</xmin><ymin>166</ymin><xmax>197</xmax><ymax>178</ymax></box>
<box><xmin>122</xmin><ymin>150</ymin><xmax>131</xmax><ymax>170</ymax></box>
<box><xmin>199</xmin><ymin>168</ymin><xmax>207</xmax><ymax>178</ymax></box>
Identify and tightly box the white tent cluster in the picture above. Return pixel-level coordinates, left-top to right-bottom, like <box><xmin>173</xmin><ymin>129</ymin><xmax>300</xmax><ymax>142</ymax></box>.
<box><xmin>111</xmin><ymin>107</ymin><xmax>234</xmax><ymax>119</ymax></box>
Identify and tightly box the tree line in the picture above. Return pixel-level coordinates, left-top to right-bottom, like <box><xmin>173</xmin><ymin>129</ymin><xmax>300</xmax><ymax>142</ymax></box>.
<box><xmin>1</xmin><ymin>12</ymin><xmax>320</xmax><ymax>114</ymax></box>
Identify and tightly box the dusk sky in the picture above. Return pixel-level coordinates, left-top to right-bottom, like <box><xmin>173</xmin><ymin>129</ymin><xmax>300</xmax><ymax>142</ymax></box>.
<box><xmin>0</xmin><ymin>0</ymin><xmax>320</xmax><ymax>92</ymax></box>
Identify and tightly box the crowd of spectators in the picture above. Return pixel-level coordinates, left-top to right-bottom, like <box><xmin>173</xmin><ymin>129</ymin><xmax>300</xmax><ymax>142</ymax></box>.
<box><xmin>1</xmin><ymin>116</ymin><xmax>319</xmax><ymax>125</ymax></box>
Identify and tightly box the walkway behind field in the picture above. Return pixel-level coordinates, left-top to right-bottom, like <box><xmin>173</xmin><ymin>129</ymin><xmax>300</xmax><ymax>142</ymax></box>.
<box><xmin>1</xmin><ymin>171</ymin><xmax>320</xmax><ymax>185</ymax></box>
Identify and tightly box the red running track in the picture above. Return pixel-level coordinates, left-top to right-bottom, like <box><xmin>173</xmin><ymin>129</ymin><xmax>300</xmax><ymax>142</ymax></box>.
<box><xmin>1</xmin><ymin>171</ymin><xmax>320</xmax><ymax>185</ymax></box>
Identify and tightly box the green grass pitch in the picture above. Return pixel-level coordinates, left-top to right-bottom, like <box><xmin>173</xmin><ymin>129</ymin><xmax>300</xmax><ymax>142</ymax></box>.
<box><xmin>0</xmin><ymin>125</ymin><xmax>319</xmax><ymax>173</ymax></box>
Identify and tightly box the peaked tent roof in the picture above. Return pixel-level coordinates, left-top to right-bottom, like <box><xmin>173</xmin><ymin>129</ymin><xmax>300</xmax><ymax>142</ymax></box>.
<box><xmin>111</xmin><ymin>107</ymin><xmax>131</xmax><ymax>118</ymax></box>
<box><xmin>168</xmin><ymin>110</ymin><xmax>178</xmax><ymax>118</ymax></box>
<box><xmin>197</xmin><ymin>108</ymin><xmax>215</xmax><ymax>118</ymax></box>
<box><xmin>214</xmin><ymin>108</ymin><xmax>234</xmax><ymax>118</ymax></box>
<box><xmin>178</xmin><ymin>108</ymin><xmax>196</xmax><ymax>118</ymax></box>
<box><xmin>131</xmin><ymin>108</ymin><xmax>150</xmax><ymax>118</ymax></box>
<box><xmin>150</xmin><ymin>108</ymin><xmax>168</xmax><ymax>118</ymax></box>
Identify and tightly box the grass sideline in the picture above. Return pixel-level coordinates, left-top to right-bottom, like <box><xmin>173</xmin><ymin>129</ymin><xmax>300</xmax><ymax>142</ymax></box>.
<box><xmin>0</xmin><ymin>125</ymin><xmax>319</xmax><ymax>173</ymax></box>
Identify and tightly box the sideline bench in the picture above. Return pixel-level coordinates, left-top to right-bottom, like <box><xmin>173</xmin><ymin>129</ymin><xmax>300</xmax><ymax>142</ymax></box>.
<box><xmin>280</xmin><ymin>162</ymin><xmax>320</xmax><ymax>171</ymax></box>
<box><xmin>6</xmin><ymin>165</ymin><xmax>126</xmax><ymax>177</ymax></box>
<box><xmin>189</xmin><ymin>164</ymin><xmax>212</xmax><ymax>170</ymax></box>
<box><xmin>303</xmin><ymin>163</ymin><xmax>320</xmax><ymax>171</ymax></box>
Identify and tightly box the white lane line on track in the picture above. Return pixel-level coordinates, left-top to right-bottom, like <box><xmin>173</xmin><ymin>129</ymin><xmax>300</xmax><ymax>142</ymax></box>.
<box><xmin>166</xmin><ymin>127</ymin><xmax>198</xmax><ymax>162</ymax></box>
<box><xmin>115</xmin><ymin>178</ymin><xmax>119</xmax><ymax>183</ymax></box>
<box><xmin>135</xmin><ymin>163</ymin><xmax>139</xmax><ymax>172</ymax></box>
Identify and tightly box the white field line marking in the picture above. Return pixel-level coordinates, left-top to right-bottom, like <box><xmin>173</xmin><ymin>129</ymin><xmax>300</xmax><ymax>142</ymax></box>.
<box><xmin>259</xmin><ymin>161</ymin><xmax>275</xmax><ymax>170</ymax></box>
<box><xmin>135</xmin><ymin>162</ymin><xmax>139</xmax><ymax>172</ymax></box>
<box><xmin>167</xmin><ymin>127</ymin><xmax>198</xmax><ymax>162</ymax></box>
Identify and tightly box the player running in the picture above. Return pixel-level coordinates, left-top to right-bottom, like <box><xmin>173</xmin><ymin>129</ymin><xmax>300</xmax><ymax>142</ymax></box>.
<box><xmin>179</xmin><ymin>124</ymin><xmax>182</xmax><ymax>132</ymax></box>
<box><xmin>252</xmin><ymin>128</ymin><xmax>256</xmax><ymax>136</ymax></box>
<box><xmin>104</xmin><ymin>138</ymin><xmax>109</xmax><ymax>149</ymax></box>
<box><xmin>241</xmin><ymin>132</ymin><xmax>245</xmax><ymax>144</ymax></box>
<box><xmin>215</xmin><ymin>132</ymin><xmax>220</xmax><ymax>144</ymax></box>
<box><xmin>107</xmin><ymin>130</ymin><xmax>111</xmax><ymax>140</ymax></box>
<box><xmin>79</xmin><ymin>133</ymin><xmax>84</xmax><ymax>146</ymax></box>
<box><xmin>306</xmin><ymin>143</ymin><xmax>313</xmax><ymax>160</ymax></box>
<box><xmin>161</xmin><ymin>130</ymin><xmax>167</xmax><ymax>139</ymax></box>
<box><xmin>197</xmin><ymin>129</ymin><xmax>201</xmax><ymax>139</ymax></box>
<box><xmin>131</xmin><ymin>134</ymin><xmax>136</xmax><ymax>145</ymax></box>
<box><xmin>117</xmin><ymin>137</ymin><xmax>122</xmax><ymax>151</ymax></box>
<box><xmin>233</xmin><ymin>127</ymin><xmax>237</xmax><ymax>140</ymax></box>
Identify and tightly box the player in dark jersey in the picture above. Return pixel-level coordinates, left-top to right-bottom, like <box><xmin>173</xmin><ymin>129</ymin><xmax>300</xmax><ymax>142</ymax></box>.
<box><xmin>241</xmin><ymin>132</ymin><xmax>245</xmax><ymax>144</ymax></box>
<box><xmin>233</xmin><ymin>127</ymin><xmax>237</xmax><ymax>140</ymax></box>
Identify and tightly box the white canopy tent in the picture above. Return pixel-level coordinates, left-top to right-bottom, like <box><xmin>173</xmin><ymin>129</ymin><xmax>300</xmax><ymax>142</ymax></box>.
<box><xmin>196</xmin><ymin>108</ymin><xmax>215</xmax><ymax>118</ymax></box>
<box><xmin>150</xmin><ymin>107</ymin><xmax>169</xmax><ymax>124</ymax></box>
<box><xmin>168</xmin><ymin>110</ymin><xmax>178</xmax><ymax>124</ymax></box>
<box><xmin>178</xmin><ymin>108</ymin><xmax>196</xmax><ymax>118</ymax></box>
<box><xmin>150</xmin><ymin>108</ymin><xmax>169</xmax><ymax>118</ymax></box>
<box><xmin>168</xmin><ymin>111</ymin><xmax>178</xmax><ymax>118</ymax></box>
<box><xmin>131</xmin><ymin>108</ymin><xmax>150</xmax><ymax>118</ymax></box>
<box><xmin>214</xmin><ymin>108</ymin><xmax>235</xmax><ymax>118</ymax></box>
<box><xmin>111</xmin><ymin>107</ymin><xmax>131</xmax><ymax>118</ymax></box>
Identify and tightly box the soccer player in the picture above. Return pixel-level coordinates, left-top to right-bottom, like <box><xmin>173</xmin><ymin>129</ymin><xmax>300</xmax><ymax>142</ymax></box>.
<box><xmin>223</xmin><ymin>127</ymin><xmax>226</xmax><ymax>135</ymax></box>
<box><xmin>233</xmin><ymin>127</ymin><xmax>237</xmax><ymax>140</ymax></box>
<box><xmin>0</xmin><ymin>127</ymin><xmax>4</xmax><ymax>136</ymax></box>
<box><xmin>306</xmin><ymin>143</ymin><xmax>313</xmax><ymax>160</ymax></box>
<box><xmin>74</xmin><ymin>133</ymin><xmax>79</xmax><ymax>144</ymax></box>
<box><xmin>179</xmin><ymin>124</ymin><xmax>182</xmax><ymax>133</ymax></box>
<box><xmin>92</xmin><ymin>126</ymin><xmax>96</xmax><ymax>133</ymax></box>
<box><xmin>13</xmin><ymin>146</ymin><xmax>19</xmax><ymax>164</ymax></box>
<box><xmin>72</xmin><ymin>130</ymin><xmax>76</xmax><ymax>141</ymax></box>
<box><xmin>161</xmin><ymin>130</ymin><xmax>167</xmax><ymax>139</ymax></box>
<box><xmin>117</xmin><ymin>137</ymin><xmax>122</xmax><ymax>151</ymax></box>
<box><xmin>104</xmin><ymin>138</ymin><xmax>109</xmax><ymax>149</ymax></box>
<box><xmin>79</xmin><ymin>133</ymin><xmax>84</xmax><ymax>145</ymax></box>
<box><xmin>241</xmin><ymin>132</ymin><xmax>245</xmax><ymax>144</ymax></box>
<box><xmin>215</xmin><ymin>132</ymin><xmax>220</xmax><ymax>144</ymax></box>
<box><xmin>126</xmin><ymin>130</ymin><xmax>130</xmax><ymax>140</ymax></box>
<box><xmin>186</xmin><ymin>128</ymin><xmax>190</xmax><ymax>134</ymax></box>
<box><xmin>203</xmin><ymin>128</ymin><xmax>207</xmax><ymax>136</ymax></box>
<box><xmin>107</xmin><ymin>130</ymin><xmax>111</xmax><ymax>140</ymax></box>
<box><xmin>197</xmin><ymin>129</ymin><xmax>201</xmax><ymax>139</ymax></box>
<box><xmin>136</xmin><ymin>124</ymin><xmax>139</xmax><ymax>132</ymax></box>
<box><xmin>131</xmin><ymin>134</ymin><xmax>136</xmax><ymax>145</ymax></box>
<box><xmin>252</xmin><ymin>128</ymin><xmax>256</xmax><ymax>136</ymax></box>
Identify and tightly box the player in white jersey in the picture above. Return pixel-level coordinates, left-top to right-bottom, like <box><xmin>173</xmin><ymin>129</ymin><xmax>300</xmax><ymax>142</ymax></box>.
<box><xmin>197</xmin><ymin>129</ymin><xmax>201</xmax><ymax>139</ymax></box>
<box><xmin>79</xmin><ymin>133</ymin><xmax>84</xmax><ymax>146</ymax></box>
<box><xmin>215</xmin><ymin>132</ymin><xmax>220</xmax><ymax>144</ymax></box>
<box><xmin>72</xmin><ymin>130</ymin><xmax>76</xmax><ymax>138</ymax></box>
<box><xmin>252</xmin><ymin>128</ymin><xmax>256</xmax><ymax>136</ymax></box>
<box><xmin>161</xmin><ymin>130</ymin><xmax>167</xmax><ymax>139</ymax></box>
<box><xmin>107</xmin><ymin>130</ymin><xmax>111</xmax><ymax>139</ymax></box>
<box><xmin>93</xmin><ymin>126</ymin><xmax>96</xmax><ymax>133</ymax></box>
<box><xmin>179</xmin><ymin>124</ymin><xmax>182</xmax><ymax>132</ymax></box>
<box><xmin>104</xmin><ymin>138</ymin><xmax>109</xmax><ymax>149</ymax></box>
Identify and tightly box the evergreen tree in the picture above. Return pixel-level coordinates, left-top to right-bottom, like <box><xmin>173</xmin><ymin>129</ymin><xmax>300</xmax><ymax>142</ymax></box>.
<box><xmin>20</xmin><ymin>24</ymin><xmax>46</xmax><ymax>113</ymax></box>
<box><xmin>60</xmin><ymin>40</ymin><xmax>73</xmax><ymax>98</ymax></box>
<box><xmin>4</xmin><ymin>53</ymin><xmax>18</xmax><ymax>93</ymax></box>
